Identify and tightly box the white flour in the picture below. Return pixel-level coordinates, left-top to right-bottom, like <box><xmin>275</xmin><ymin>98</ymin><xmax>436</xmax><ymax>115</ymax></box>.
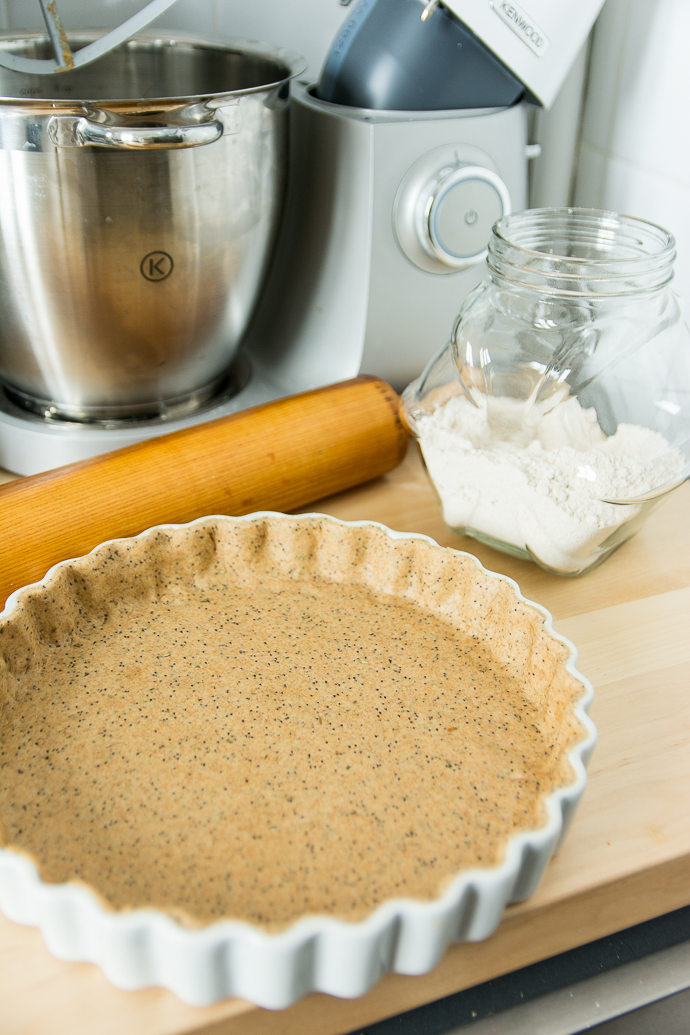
<box><xmin>415</xmin><ymin>393</ymin><xmax>685</xmax><ymax>572</ymax></box>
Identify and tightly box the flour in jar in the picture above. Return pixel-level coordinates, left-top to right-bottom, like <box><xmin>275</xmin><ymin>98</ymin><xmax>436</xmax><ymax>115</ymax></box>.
<box><xmin>415</xmin><ymin>392</ymin><xmax>685</xmax><ymax>573</ymax></box>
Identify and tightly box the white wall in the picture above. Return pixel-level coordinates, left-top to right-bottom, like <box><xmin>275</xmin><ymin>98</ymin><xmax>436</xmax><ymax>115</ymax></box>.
<box><xmin>574</xmin><ymin>0</ymin><xmax>690</xmax><ymax>306</ymax></box>
<box><xmin>0</xmin><ymin>0</ymin><xmax>353</xmax><ymax>79</ymax></box>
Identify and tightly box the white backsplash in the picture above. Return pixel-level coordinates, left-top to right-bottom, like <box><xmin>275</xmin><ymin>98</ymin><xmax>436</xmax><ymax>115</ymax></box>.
<box><xmin>574</xmin><ymin>0</ymin><xmax>690</xmax><ymax>308</ymax></box>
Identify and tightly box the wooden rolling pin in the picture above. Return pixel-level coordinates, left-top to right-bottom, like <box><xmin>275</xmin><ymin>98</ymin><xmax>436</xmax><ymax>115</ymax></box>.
<box><xmin>0</xmin><ymin>376</ymin><xmax>408</xmax><ymax>608</ymax></box>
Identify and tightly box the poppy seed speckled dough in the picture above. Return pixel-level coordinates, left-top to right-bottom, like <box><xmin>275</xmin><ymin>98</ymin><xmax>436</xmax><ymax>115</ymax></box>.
<box><xmin>0</xmin><ymin>516</ymin><xmax>586</xmax><ymax>930</ymax></box>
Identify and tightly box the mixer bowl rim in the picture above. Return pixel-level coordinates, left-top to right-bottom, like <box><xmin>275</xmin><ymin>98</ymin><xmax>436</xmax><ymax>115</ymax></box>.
<box><xmin>0</xmin><ymin>28</ymin><xmax>306</xmax><ymax>107</ymax></box>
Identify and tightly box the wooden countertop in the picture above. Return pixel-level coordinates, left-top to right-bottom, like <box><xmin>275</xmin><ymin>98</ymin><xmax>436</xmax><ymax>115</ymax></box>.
<box><xmin>1</xmin><ymin>445</ymin><xmax>689</xmax><ymax>1035</ymax></box>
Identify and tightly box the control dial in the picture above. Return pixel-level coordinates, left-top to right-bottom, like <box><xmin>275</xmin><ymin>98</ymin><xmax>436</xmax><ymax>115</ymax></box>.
<box><xmin>394</xmin><ymin>146</ymin><xmax>511</xmax><ymax>275</ymax></box>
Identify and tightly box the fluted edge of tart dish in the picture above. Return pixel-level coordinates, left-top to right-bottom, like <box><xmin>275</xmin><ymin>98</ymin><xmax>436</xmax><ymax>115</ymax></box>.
<box><xmin>0</xmin><ymin>513</ymin><xmax>596</xmax><ymax>1009</ymax></box>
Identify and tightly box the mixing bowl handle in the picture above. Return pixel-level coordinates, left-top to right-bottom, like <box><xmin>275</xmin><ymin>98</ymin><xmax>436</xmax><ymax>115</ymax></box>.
<box><xmin>48</xmin><ymin>115</ymin><xmax>223</xmax><ymax>150</ymax></box>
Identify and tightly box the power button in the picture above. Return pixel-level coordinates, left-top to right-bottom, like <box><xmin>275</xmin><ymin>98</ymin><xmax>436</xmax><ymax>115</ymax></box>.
<box><xmin>429</xmin><ymin>170</ymin><xmax>508</xmax><ymax>265</ymax></box>
<box><xmin>393</xmin><ymin>152</ymin><xmax>512</xmax><ymax>274</ymax></box>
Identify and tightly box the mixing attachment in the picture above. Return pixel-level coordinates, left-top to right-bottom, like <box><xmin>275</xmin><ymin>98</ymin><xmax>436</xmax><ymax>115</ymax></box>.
<box><xmin>0</xmin><ymin>0</ymin><xmax>180</xmax><ymax>74</ymax></box>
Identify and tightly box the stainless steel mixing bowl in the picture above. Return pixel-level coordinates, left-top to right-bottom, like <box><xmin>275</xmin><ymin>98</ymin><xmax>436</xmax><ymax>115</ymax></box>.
<box><xmin>0</xmin><ymin>31</ymin><xmax>298</xmax><ymax>421</ymax></box>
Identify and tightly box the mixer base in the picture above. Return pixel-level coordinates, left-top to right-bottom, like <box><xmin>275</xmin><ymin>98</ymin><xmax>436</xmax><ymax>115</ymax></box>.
<box><xmin>0</xmin><ymin>355</ymin><xmax>285</xmax><ymax>477</ymax></box>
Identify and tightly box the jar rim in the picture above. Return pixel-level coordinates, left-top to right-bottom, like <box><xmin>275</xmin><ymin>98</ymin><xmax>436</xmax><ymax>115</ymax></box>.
<box><xmin>492</xmin><ymin>207</ymin><xmax>675</xmax><ymax>262</ymax></box>
<box><xmin>488</xmin><ymin>208</ymin><xmax>676</xmax><ymax>296</ymax></box>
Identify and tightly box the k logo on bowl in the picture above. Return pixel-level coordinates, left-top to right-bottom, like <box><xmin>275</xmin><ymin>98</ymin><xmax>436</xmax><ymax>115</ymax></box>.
<box><xmin>140</xmin><ymin>251</ymin><xmax>174</xmax><ymax>282</ymax></box>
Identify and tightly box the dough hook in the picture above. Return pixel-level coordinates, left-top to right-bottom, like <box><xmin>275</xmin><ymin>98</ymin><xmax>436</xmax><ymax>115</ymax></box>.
<box><xmin>0</xmin><ymin>0</ymin><xmax>180</xmax><ymax>74</ymax></box>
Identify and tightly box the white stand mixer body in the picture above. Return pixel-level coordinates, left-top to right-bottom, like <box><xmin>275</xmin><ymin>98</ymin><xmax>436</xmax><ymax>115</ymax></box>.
<box><xmin>249</xmin><ymin>83</ymin><xmax>529</xmax><ymax>393</ymax></box>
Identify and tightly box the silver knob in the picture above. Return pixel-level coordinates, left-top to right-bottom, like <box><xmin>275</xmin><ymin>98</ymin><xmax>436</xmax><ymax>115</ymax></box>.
<box><xmin>394</xmin><ymin>150</ymin><xmax>511</xmax><ymax>275</ymax></box>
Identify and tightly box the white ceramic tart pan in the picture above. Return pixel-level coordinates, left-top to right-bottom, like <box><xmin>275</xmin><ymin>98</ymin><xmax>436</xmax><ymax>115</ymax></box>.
<box><xmin>0</xmin><ymin>513</ymin><xmax>596</xmax><ymax>1008</ymax></box>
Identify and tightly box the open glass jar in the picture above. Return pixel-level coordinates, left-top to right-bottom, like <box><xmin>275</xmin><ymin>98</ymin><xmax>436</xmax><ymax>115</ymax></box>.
<box><xmin>402</xmin><ymin>208</ymin><xmax>690</xmax><ymax>575</ymax></box>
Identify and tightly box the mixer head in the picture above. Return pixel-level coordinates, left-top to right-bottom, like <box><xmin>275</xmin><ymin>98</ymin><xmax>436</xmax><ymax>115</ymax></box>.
<box><xmin>0</xmin><ymin>0</ymin><xmax>180</xmax><ymax>74</ymax></box>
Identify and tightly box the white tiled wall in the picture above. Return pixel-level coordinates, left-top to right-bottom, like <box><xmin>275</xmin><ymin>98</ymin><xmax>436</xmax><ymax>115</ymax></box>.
<box><xmin>574</xmin><ymin>0</ymin><xmax>690</xmax><ymax>306</ymax></box>
<box><xmin>0</xmin><ymin>0</ymin><xmax>351</xmax><ymax>79</ymax></box>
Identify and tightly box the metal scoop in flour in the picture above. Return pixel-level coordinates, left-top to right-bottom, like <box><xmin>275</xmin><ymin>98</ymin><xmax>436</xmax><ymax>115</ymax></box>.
<box><xmin>0</xmin><ymin>0</ymin><xmax>180</xmax><ymax>74</ymax></box>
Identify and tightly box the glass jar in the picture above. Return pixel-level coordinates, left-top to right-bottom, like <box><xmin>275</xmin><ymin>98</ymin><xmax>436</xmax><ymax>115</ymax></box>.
<box><xmin>401</xmin><ymin>208</ymin><xmax>690</xmax><ymax>575</ymax></box>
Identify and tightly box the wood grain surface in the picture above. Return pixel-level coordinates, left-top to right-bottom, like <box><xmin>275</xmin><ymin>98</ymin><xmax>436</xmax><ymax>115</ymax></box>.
<box><xmin>1</xmin><ymin>445</ymin><xmax>689</xmax><ymax>1035</ymax></box>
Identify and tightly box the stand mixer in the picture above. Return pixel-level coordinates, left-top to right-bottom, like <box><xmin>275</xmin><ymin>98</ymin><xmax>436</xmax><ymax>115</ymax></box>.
<box><xmin>0</xmin><ymin>0</ymin><xmax>605</xmax><ymax>476</ymax></box>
